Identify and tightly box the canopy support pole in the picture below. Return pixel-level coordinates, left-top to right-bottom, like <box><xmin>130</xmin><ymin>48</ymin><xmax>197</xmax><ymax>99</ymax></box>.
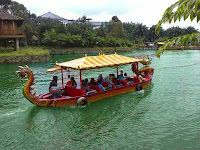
<box><xmin>61</xmin><ymin>69</ymin><xmax>64</xmax><ymax>89</ymax></box>
<box><xmin>136</xmin><ymin>62</ymin><xmax>139</xmax><ymax>76</ymax></box>
<box><xmin>80</xmin><ymin>70</ymin><xmax>82</xmax><ymax>89</ymax></box>
<box><xmin>116</xmin><ymin>65</ymin><xmax>119</xmax><ymax>77</ymax></box>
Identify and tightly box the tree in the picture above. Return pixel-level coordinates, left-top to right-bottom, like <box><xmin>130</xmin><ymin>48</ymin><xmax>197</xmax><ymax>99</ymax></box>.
<box><xmin>111</xmin><ymin>16</ymin><xmax>121</xmax><ymax>23</ymax></box>
<box><xmin>0</xmin><ymin>0</ymin><xmax>11</xmax><ymax>10</ymax></box>
<box><xmin>155</xmin><ymin>0</ymin><xmax>200</xmax><ymax>57</ymax></box>
<box><xmin>108</xmin><ymin>16</ymin><xmax>125</xmax><ymax>39</ymax></box>
<box><xmin>77</xmin><ymin>15</ymin><xmax>92</xmax><ymax>23</ymax></box>
<box><xmin>30</xmin><ymin>13</ymin><xmax>37</xmax><ymax>18</ymax></box>
<box><xmin>148</xmin><ymin>25</ymin><xmax>165</xmax><ymax>42</ymax></box>
<box><xmin>164</xmin><ymin>26</ymin><xmax>185</xmax><ymax>38</ymax></box>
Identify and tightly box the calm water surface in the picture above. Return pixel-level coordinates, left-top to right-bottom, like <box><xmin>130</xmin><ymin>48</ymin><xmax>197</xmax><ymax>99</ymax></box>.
<box><xmin>0</xmin><ymin>50</ymin><xmax>200</xmax><ymax>150</ymax></box>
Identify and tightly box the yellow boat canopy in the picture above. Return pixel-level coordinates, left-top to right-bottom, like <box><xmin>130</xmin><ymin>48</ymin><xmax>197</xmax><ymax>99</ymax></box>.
<box><xmin>54</xmin><ymin>53</ymin><xmax>141</xmax><ymax>70</ymax></box>
<box><xmin>47</xmin><ymin>67</ymin><xmax>62</xmax><ymax>72</ymax></box>
<box><xmin>157</xmin><ymin>42</ymin><xmax>164</xmax><ymax>45</ymax></box>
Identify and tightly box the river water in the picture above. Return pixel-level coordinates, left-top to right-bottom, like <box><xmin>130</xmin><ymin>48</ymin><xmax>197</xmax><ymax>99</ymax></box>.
<box><xmin>0</xmin><ymin>50</ymin><xmax>200</xmax><ymax>150</ymax></box>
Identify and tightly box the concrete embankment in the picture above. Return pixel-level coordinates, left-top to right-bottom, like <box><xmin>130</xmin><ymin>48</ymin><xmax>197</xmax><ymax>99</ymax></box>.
<box><xmin>0</xmin><ymin>55</ymin><xmax>50</xmax><ymax>64</ymax></box>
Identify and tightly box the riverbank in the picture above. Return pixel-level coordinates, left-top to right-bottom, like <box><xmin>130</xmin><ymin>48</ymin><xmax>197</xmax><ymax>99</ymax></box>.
<box><xmin>0</xmin><ymin>46</ymin><xmax>134</xmax><ymax>64</ymax></box>
<box><xmin>166</xmin><ymin>46</ymin><xmax>200</xmax><ymax>50</ymax></box>
<box><xmin>0</xmin><ymin>47</ymin><xmax>50</xmax><ymax>64</ymax></box>
<box><xmin>1</xmin><ymin>45</ymin><xmax>200</xmax><ymax>64</ymax></box>
<box><xmin>50</xmin><ymin>47</ymin><xmax>134</xmax><ymax>54</ymax></box>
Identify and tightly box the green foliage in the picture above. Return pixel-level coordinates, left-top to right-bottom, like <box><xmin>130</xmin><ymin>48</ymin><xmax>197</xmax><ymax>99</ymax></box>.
<box><xmin>123</xmin><ymin>22</ymin><xmax>149</xmax><ymax>41</ymax></box>
<box><xmin>9</xmin><ymin>0</ymin><xmax>199</xmax><ymax>52</ymax></box>
<box><xmin>0</xmin><ymin>47</ymin><xmax>49</xmax><ymax>57</ymax></box>
<box><xmin>0</xmin><ymin>0</ymin><xmax>11</xmax><ymax>10</ymax></box>
<box><xmin>41</xmin><ymin>29</ymin><xmax>133</xmax><ymax>48</ymax></box>
<box><xmin>9</xmin><ymin>1</ymin><xmax>29</xmax><ymax>19</ymax></box>
<box><xmin>156</xmin><ymin>33</ymin><xmax>199</xmax><ymax>58</ymax></box>
<box><xmin>155</xmin><ymin>0</ymin><xmax>200</xmax><ymax>57</ymax></box>
<box><xmin>25</xmin><ymin>16</ymin><xmax>197</xmax><ymax>49</ymax></box>
<box><xmin>1</xmin><ymin>0</ymin><xmax>29</xmax><ymax>19</ymax></box>
<box><xmin>77</xmin><ymin>15</ymin><xmax>92</xmax><ymax>23</ymax></box>
<box><xmin>108</xmin><ymin>22</ymin><xmax>126</xmax><ymax>39</ymax></box>
<box><xmin>111</xmin><ymin>16</ymin><xmax>121</xmax><ymax>22</ymax></box>
<box><xmin>156</xmin><ymin>0</ymin><xmax>200</xmax><ymax>34</ymax></box>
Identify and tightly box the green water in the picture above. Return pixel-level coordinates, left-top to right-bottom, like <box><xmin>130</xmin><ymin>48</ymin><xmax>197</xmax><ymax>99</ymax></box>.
<box><xmin>1</xmin><ymin>50</ymin><xmax>200</xmax><ymax>150</ymax></box>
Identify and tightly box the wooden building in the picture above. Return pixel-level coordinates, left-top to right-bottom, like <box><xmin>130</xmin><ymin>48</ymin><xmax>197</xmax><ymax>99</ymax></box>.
<box><xmin>0</xmin><ymin>9</ymin><xmax>24</xmax><ymax>51</ymax></box>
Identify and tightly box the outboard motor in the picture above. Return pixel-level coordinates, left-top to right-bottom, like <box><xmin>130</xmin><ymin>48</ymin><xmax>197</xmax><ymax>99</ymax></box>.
<box><xmin>50</xmin><ymin>86</ymin><xmax>62</xmax><ymax>98</ymax></box>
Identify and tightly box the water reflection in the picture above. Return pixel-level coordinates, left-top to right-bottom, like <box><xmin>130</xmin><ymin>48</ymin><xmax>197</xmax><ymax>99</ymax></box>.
<box><xmin>21</xmin><ymin>84</ymin><xmax>153</xmax><ymax>149</ymax></box>
<box><xmin>25</xmin><ymin>106</ymin><xmax>41</xmax><ymax>131</ymax></box>
<box><xmin>5</xmin><ymin>50</ymin><xmax>200</xmax><ymax>149</ymax></box>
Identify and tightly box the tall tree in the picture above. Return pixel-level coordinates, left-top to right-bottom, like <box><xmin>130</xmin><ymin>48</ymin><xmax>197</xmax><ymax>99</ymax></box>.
<box><xmin>0</xmin><ymin>0</ymin><xmax>11</xmax><ymax>10</ymax></box>
<box><xmin>111</xmin><ymin>16</ymin><xmax>121</xmax><ymax>23</ymax></box>
<box><xmin>9</xmin><ymin>1</ymin><xmax>29</xmax><ymax>19</ymax></box>
<box><xmin>108</xmin><ymin>16</ymin><xmax>125</xmax><ymax>39</ymax></box>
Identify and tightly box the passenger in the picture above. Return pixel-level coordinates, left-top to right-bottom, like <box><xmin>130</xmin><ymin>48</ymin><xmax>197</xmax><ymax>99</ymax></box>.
<box><xmin>85</xmin><ymin>78</ymin><xmax>89</xmax><ymax>85</ymax></box>
<box><xmin>110</xmin><ymin>74</ymin><xmax>121</xmax><ymax>86</ymax></box>
<box><xmin>138</xmin><ymin>72</ymin><xmax>146</xmax><ymax>82</ymax></box>
<box><xmin>97</xmin><ymin>74</ymin><xmax>103</xmax><ymax>83</ymax></box>
<box><xmin>49</xmin><ymin>76</ymin><xmax>58</xmax><ymax>92</ymax></box>
<box><xmin>97</xmin><ymin>79</ymin><xmax>105</xmax><ymax>91</ymax></box>
<box><xmin>81</xmin><ymin>80</ymin><xmax>90</xmax><ymax>92</ymax></box>
<box><xmin>49</xmin><ymin>76</ymin><xmax>62</xmax><ymax>98</ymax></box>
<box><xmin>110</xmin><ymin>74</ymin><xmax>116</xmax><ymax>79</ymax></box>
<box><xmin>89</xmin><ymin>78</ymin><xmax>97</xmax><ymax>86</ymax></box>
<box><xmin>124</xmin><ymin>73</ymin><xmax>128</xmax><ymax>80</ymax></box>
<box><xmin>144</xmin><ymin>71</ymin><xmax>151</xmax><ymax>80</ymax></box>
<box><xmin>104</xmin><ymin>74</ymin><xmax>113</xmax><ymax>89</ymax></box>
<box><xmin>66</xmin><ymin>77</ymin><xmax>77</xmax><ymax>88</ymax></box>
<box><xmin>82</xmin><ymin>79</ymin><xmax>97</xmax><ymax>94</ymax></box>
<box><xmin>118</xmin><ymin>70</ymin><xmax>124</xmax><ymax>81</ymax></box>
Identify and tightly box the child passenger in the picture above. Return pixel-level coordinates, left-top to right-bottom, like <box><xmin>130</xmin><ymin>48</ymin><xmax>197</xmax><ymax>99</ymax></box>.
<box><xmin>97</xmin><ymin>79</ymin><xmax>105</xmax><ymax>91</ymax></box>
<box><xmin>118</xmin><ymin>70</ymin><xmax>124</xmax><ymax>81</ymax></box>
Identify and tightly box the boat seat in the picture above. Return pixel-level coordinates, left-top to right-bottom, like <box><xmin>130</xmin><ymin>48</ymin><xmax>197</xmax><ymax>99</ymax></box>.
<box><xmin>133</xmin><ymin>77</ymin><xmax>141</xmax><ymax>83</ymax></box>
<box><xmin>89</xmin><ymin>85</ymin><xmax>102</xmax><ymax>92</ymax></box>
<box><xmin>102</xmin><ymin>82</ymin><xmax>115</xmax><ymax>88</ymax></box>
<box><xmin>116</xmin><ymin>80</ymin><xmax>128</xmax><ymax>86</ymax></box>
<box><xmin>86</xmin><ymin>90</ymin><xmax>97</xmax><ymax>95</ymax></box>
<box><xmin>65</xmin><ymin>86</ymin><xmax>86</xmax><ymax>97</ymax></box>
<box><xmin>42</xmin><ymin>93</ymin><xmax>52</xmax><ymax>99</ymax></box>
<box><xmin>116</xmin><ymin>84</ymin><xmax>123</xmax><ymax>88</ymax></box>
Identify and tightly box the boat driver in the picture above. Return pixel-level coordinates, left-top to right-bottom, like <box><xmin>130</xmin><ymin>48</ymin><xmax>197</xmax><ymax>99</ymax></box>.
<box><xmin>49</xmin><ymin>76</ymin><xmax>58</xmax><ymax>92</ymax></box>
<box><xmin>49</xmin><ymin>76</ymin><xmax>62</xmax><ymax>98</ymax></box>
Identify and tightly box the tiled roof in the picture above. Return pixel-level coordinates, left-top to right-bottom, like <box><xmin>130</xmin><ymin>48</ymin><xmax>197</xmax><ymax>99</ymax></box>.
<box><xmin>0</xmin><ymin>9</ymin><xmax>23</xmax><ymax>20</ymax></box>
<box><xmin>40</xmin><ymin>12</ymin><xmax>68</xmax><ymax>21</ymax></box>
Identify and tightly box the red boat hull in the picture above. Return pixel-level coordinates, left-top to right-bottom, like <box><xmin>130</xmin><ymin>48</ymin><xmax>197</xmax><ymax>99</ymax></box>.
<box><xmin>36</xmin><ymin>78</ymin><xmax>152</xmax><ymax>107</ymax></box>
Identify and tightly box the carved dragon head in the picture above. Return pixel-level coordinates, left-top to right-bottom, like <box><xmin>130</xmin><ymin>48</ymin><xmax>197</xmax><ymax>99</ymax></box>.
<box><xmin>16</xmin><ymin>65</ymin><xmax>33</xmax><ymax>78</ymax></box>
<box><xmin>16</xmin><ymin>65</ymin><xmax>37</xmax><ymax>100</ymax></box>
<box><xmin>140</xmin><ymin>55</ymin><xmax>152</xmax><ymax>65</ymax></box>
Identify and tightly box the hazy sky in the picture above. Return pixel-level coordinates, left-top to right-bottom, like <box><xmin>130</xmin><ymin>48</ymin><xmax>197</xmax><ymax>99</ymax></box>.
<box><xmin>15</xmin><ymin>0</ymin><xmax>200</xmax><ymax>29</ymax></box>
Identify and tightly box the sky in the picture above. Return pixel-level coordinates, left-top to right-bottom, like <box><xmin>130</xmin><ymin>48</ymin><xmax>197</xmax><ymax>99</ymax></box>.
<box><xmin>15</xmin><ymin>0</ymin><xmax>200</xmax><ymax>30</ymax></box>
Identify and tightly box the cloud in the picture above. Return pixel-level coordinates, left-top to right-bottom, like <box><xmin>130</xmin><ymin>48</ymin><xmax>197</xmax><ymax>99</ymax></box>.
<box><xmin>15</xmin><ymin>0</ymin><xmax>200</xmax><ymax>29</ymax></box>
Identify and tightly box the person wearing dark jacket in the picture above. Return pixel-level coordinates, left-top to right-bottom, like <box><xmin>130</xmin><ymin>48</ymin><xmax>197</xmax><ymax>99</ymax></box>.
<box><xmin>49</xmin><ymin>76</ymin><xmax>58</xmax><ymax>92</ymax></box>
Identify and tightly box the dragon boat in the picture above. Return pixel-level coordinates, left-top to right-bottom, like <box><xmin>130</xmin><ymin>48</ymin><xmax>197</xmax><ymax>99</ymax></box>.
<box><xmin>17</xmin><ymin>53</ymin><xmax>154</xmax><ymax>107</ymax></box>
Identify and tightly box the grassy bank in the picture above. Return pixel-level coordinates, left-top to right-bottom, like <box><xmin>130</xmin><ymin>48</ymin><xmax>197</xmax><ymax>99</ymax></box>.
<box><xmin>0</xmin><ymin>47</ymin><xmax>50</xmax><ymax>57</ymax></box>
<box><xmin>50</xmin><ymin>46</ymin><xmax>135</xmax><ymax>54</ymax></box>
